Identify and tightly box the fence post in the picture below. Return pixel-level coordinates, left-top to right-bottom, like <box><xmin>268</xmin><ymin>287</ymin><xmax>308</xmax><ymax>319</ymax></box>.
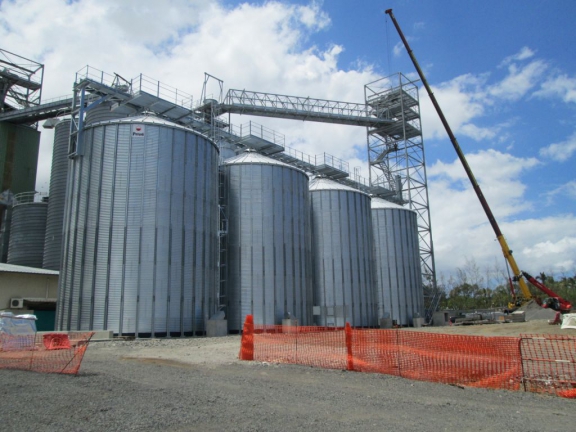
<box><xmin>239</xmin><ymin>315</ymin><xmax>254</xmax><ymax>360</ymax></box>
<box><xmin>345</xmin><ymin>322</ymin><xmax>354</xmax><ymax>371</ymax></box>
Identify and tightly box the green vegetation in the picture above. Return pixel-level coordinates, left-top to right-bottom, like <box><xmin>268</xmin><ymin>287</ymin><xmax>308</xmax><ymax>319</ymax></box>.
<box><xmin>432</xmin><ymin>259</ymin><xmax>576</xmax><ymax>311</ymax></box>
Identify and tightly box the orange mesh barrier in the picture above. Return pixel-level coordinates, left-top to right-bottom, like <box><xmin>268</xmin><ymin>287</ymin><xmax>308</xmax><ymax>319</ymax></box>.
<box><xmin>519</xmin><ymin>334</ymin><xmax>576</xmax><ymax>397</ymax></box>
<box><xmin>0</xmin><ymin>332</ymin><xmax>94</xmax><ymax>375</ymax></box>
<box><xmin>238</xmin><ymin>315</ymin><xmax>575</xmax><ymax>395</ymax></box>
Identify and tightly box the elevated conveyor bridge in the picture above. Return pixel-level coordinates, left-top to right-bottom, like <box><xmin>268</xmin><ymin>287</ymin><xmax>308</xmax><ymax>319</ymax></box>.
<box><xmin>213</xmin><ymin>89</ymin><xmax>394</xmax><ymax>128</ymax></box>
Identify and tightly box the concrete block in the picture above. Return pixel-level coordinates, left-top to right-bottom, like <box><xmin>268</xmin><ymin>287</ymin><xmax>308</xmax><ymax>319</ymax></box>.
<box><xmin>379</xmin><ymin>318</ymin><xmax>393</xmax><ymax>329</ymax></box>
<box><xmin>432</xmin><ymin>311</ymin><xmax>450</xmax><ymax>327</ymax></box>
<box><xmin>412</xmin><ymin>317</ymin><xmax>425</xmax><ymax>328</ymax></box>
<box><xmin>207</xmin><ymin>319</ymin><xmax>228</xmax><ymax>337</ymax></box>
<box><xmin>282</xmin><ymin>319</ymin><xmax>298</xmax><ymax>333</ymax></box>
<box><xmin>91</xmin><ymin>330</ymin><xmax>114</xmax><ymax>341</ymax></box>
<box><xmin>510</xmin><ymin>311</ymin><xmax>526</xmax><ymax>322</ymax></box>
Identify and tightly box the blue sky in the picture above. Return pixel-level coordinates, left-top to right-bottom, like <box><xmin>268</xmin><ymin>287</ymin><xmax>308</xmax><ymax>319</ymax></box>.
<box><xmin>1</xmin><ymin>0</ymin><xmax>575</xmax><ymax>284</ymax></box>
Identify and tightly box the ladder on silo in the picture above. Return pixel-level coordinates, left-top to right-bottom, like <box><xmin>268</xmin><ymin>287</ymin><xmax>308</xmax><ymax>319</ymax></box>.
<box><xmin>217</xmin><ymin>169</ymin><xmax>228</xmax><ymax>315</ymax></box>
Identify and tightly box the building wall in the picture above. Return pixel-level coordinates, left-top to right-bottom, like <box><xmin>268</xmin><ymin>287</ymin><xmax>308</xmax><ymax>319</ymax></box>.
<box><xmin>0</xmin><ymin>272</ymin><xmax>58</xmax><ymax>310</ymax></box>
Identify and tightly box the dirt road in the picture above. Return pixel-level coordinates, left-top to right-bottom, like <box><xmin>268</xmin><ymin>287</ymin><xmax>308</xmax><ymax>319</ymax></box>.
<box><xmin>1</xmin><ymin>325</ymin><xmax>575</xmax><ymax>432</ymax></box>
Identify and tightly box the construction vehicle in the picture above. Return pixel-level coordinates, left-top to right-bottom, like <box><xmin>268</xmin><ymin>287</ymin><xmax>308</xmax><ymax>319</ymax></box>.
<box><xmin>385</xmin><ymin>9</ymin><xmax>572</xmax><ymax>313</ymax></box>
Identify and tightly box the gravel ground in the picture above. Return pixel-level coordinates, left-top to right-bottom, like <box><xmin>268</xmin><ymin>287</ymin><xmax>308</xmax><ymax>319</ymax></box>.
<box><xmin>405</xmin><ymin>319</ymin><xmax>576</xmax><ymax>337</ymax></box>
<box><xmin>1</xmin><ymin>331</ymin><xmax>575</xmax><ymax>432</ymax></box>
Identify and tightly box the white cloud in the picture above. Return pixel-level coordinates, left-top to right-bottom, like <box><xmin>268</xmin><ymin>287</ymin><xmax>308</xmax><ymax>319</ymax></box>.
<box><xmin>428</xmin><ymin>150</ymin><xmax>547</xmax><ymax>274</ymax></box>
<box><xmin>420</xmin><ymin>49</ymin><xmax>551</xmax><ymax>143</ymax></box>
<box><xmin>392</xmin><ymin>41</ymin><xmax>404</xmax><ymax>57</ymax></box>
<box><xmin>523</xmin><ymin>237</ymin><xmax>576</xmax><ymax>258</ymax></box>
<box><xmin>535</xmin><ymin>74</ymin><xmax>576</xmax><ymax>103</ymax></box>
<box><xmin>488</xmin><ymin>60</ymin><xmax>547</xmax><ymax>101</ymax></box>
<box><xmin>420</xmin><ymin>72</ymin><xmax>495</xmax><ymax>141</ymax></box>
<box><xmin>429</xmin><ymin>149</ymin><xmax>539</xmax><ymax>219</ymax></box>
<box><xmin>546</xmin><ymin>180</ymin><xmax>576</xmax><ymax>203</ymax></box>
<box><xmin>499</xmin><ymin>46</ymin><xmax>535</xmax><ymax>67</ymax></box>
<box><xmin>539</xmin><ymin>131</ymin><xmax>576</xmax><ymax>162</ymax></box>
<box><xmin>413</xmin><ymin>22</ymin><xmax>425</xmax><ymax>31</ymax></box>
<box><xmin>514</xmin><ymin>219</ymin><xmax>576</xmax><ymax>273</ymax></box>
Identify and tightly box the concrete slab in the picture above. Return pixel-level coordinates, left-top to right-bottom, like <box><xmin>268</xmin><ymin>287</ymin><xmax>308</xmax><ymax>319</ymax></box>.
<box><xmin>413</xmin><ymin>317</ymin><xmax>425</xmax><ymax>328</ymax></box>
<box><xmin>207</xmin><ymin>319</ymin><xmax>228</xmax><ymax>337</ymax></box>
<box><xmin>379</xmin><ymin>318</ymin><xmax>393</xmax><ymax>329</ymax></box>
<box><xmin>432</xmin><ymin>312</ymin><xmax>449</xmax><ymax>327</ymax></box>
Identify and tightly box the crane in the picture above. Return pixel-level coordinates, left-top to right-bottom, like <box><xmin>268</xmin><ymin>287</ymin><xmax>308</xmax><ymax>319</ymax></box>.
<box><xmin>385</xmin><ymin>9</ymin><xmax>572</xmax><ymax>313</ymax></box>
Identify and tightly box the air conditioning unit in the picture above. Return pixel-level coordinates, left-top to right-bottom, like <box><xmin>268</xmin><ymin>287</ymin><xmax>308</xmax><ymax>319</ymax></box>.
<box><xmin>10</xmin><ymin>298</ymin><xmax>24</xmax><ymax>309</ymax></box>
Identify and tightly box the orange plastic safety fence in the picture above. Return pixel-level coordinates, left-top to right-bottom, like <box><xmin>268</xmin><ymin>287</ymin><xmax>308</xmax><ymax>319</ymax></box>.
<box><xmin>239</xmin><ymin>315</ymin><xmax>523</xmax><ymax>391</ymax></box>
<box><xmin>353</xmin><ymin>330</ymin><xmax>521</xmax><ymax>390</ymax></box>
<box><xmin>0</xmin><ymin>332</ymin><xmax>94</xmax><ymax>375</ymax></box>
<box><xmin>519</xmin><ymin>334</ymin><xmax>576</xmax><ymax>398</ymax></box>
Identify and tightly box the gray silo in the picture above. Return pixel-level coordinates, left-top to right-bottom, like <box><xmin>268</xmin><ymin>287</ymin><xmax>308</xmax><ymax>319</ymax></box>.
<box><xmin>219</xmin><ymin>142</ymin><xmax>237</xmax><ymax>162</ymax></box>
<box><xmin>43</xmin><ymin>119</ymin><xmax>71</xmax><ymax>270</ymax></box>
<box><xmin>56</xmin><ymin>115</ymin><xmax>219</xmax><ymax>336</ymax></box>
<box><xmin>84</xmin><ymin>102</ymin><xmax>127</xmax><ymax>125</ymax></box>
<box><xmin>309</xmin><ymin>178</ymin><xmax>377</xmax><ymax>327</ymax></box>
<box><xmin>371</xmin><ymin>198</ymin><xmax>424</xmax><ymax>326</ymax></box>
<box><xmin>7</xmin><ymin>196</ymin><xmax>48</xmax><ymax>268</ymax></box>
<box><xmin>222</xmin><ymin>152</ymin><xmax>313</xmax><ymax>331</ymax></box>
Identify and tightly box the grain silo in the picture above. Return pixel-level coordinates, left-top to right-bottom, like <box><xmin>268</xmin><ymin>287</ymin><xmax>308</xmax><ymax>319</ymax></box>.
<box><xmin>371</xmin><ymin>198</ymin><xmax>424</xmax><ymax>326</ymax></box>
<box><xmin>309</xmin><ymin>177</ymin><xmax>377</xmax><ymax>327</ymax></box>
<box><xmin>56</xmin><ymin>115</ymin><xmax>219</xmax><ymax>336</ymax></box>
<box><xmin>7</xmin><ymin>193</ymin><xmax>48</xmax><ymax>268</ymax></box>
<box><xmin>84</xmin><ymin>101</ymin><xmax>127</xmax><ymax>125</ymax></box>
<box><xmin>222</xmin><ymin>151</ymin><xmax>313</xmax><ymax>331</ymax></box>
<box><xmin>43</xmin><ymin>119</ymin><xmax>71</xmax><ymax>270</ymax></box>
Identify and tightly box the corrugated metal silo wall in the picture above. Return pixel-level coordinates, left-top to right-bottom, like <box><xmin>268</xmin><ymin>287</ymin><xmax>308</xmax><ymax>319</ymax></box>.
<box><xmin>0</xmin><ymin>207</ymin><xmax>12</xmax><ymax>263</ymax></box>
<box><xmin>372</xmin><ymin>206</ymin><xmax>424</xmax><ymax>325</ymax></box>
<box><xmin>43</xmin><ymin>120</ymin><xmax>71</xmax><ymax>270</ymax></box>
<box><xmin>56</xmin><ymin>119</ymin><xmax>219</xmax><ymax>335</ymax></box>
<box><xmin>310</xmin><ymin>187</ymin><xmax>377</xmax><ymax>327</ymax></box>
<box><xmin>84</xmin><ymin>102</ymin><xmax>127</xmax><ymax>125</ymax></box>
<box><xmin>7</xmin><ymin>202</ymin><xmax>48</xmax><ymax>267</ymax></box>
<box><xmin>223</xmin><ymin>160</ymin><xmax>313</xmax><ymax>331</ymax></box>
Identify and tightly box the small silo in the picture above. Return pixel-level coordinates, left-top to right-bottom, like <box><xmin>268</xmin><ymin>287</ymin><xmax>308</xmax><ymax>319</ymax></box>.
<box><xmin>56</xmin><ymin>115</ymin><xmax>219</xmax><ymax>336</ymax></box>
<box><xmin>371</xmin><ymin>198</ymin><xmax>424</xmax><ymax>326</ymax></box>
<box><xmin>218</xmin><ymin>142</ymin><xmax>237</xmax><ymax>162</ymax></box>
<box><xmin>84</xmin><ymin>102</ymin><xmax>127</xmax><ymax>125</ymax></box>
<box><xmin>7</xmin><ymin>194</ymin><xmax>48</xmax><ymax>268</ymax></box>
<box><xmin>222</xmin><ymin>151</ymin><xmax>313</xmax><ymax>331</ymax></box>
<box><xmin>309</xmin><ymin>177</ymin><xmax>377</xmax><ymax>327</ymax></box>
<box><xmin>43</xmin><ymin>119</ymin><xmax>71</xmax><ymax>270</ymax></box>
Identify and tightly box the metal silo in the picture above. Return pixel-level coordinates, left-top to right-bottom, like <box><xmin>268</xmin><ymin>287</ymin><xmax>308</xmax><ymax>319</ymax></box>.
<box><xmin>222</xmin><ymin>152</ymin><xmax>313</xmax><ymax>331</ymax></box>
<box><xmin>56</xmin><ymin>115</ymin><xmax>219</xmax><ymax>336</ymax></box>
<box><xmin>84</xmin><ymin>102</ymin><xmax>126</xmax><ymax>125</ymax></box>
<box><xmin>309</xmin><ymin>178</ymin><xmax>377</xmax><ymax>327</ymax></box>
<box><xmin>371</xmin><ymin>198</ymin><xmax>424</xmax><ymax>326</ymax></box>
<box><xmin>43</xmin><ymin>119</ymin><xmax>71</xmax><ymax>270</ymax></box>
<box><xmin>7</xmin><ymin>193</ymin><xmax>48</xmax><ymax>268</ymax></box>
